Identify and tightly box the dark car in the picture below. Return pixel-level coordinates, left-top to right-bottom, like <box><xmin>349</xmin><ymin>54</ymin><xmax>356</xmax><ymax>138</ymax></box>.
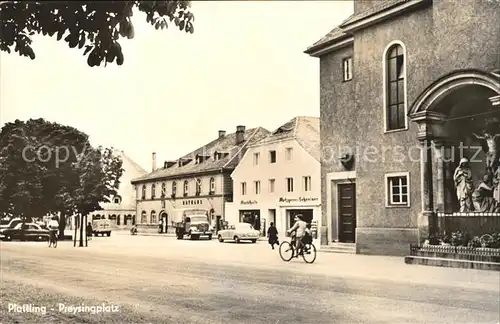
<box><xmin>0</xmin><ymin>217</ymin><xmax>22</xmax><ymax>230</ymax></box>
<box><xmin>0</xmin><ymin>223</ymin><xmax>50</xmax><ymax>241</ymax></box>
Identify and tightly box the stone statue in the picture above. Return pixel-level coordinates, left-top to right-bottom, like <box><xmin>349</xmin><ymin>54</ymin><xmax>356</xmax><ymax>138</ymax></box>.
<box><xmin>472</xmin><ymin>173</ymin><xmax>499</xmax><ymax>212</ymax></box>
<box><xmin>472</xmin><ymin>130</ymin><xmax>500</xmax><ymax>171</ymax></box>
<box><xmin>453</xmin><ymin>158</ymin><xmax>474</xmax><ymax>212</ymax></box>
<box><xmin>493</xmin><ymin>158</ymin><xmax>500</xmax><ymax>202</ymax></box>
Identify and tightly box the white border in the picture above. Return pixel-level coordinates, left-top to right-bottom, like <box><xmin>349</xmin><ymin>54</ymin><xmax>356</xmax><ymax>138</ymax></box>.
<box><xmin>382</xmin><ymin>40</ymin><xmax>409</xmax><ymax>133</ymax></box>
<box><xmin>384</xmin><ymin>171</ymin><xmax>411</xmax><ymax>208</ymax></box>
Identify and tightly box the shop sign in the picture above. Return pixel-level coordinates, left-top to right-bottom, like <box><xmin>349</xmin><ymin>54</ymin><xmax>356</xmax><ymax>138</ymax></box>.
<box><xmin>278</xmin><ymin>197</ymin><xmax>319</xmax><ymax>204</ymax></box>
<box><xmin>241</xmin><ymin>200</ymin><xmax>258</xmax><ymax>205</ymax></box>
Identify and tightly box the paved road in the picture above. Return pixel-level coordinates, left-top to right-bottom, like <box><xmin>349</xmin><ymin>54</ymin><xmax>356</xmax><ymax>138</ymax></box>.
<box><xmin>1</xmin><ymin>234</ymin><xmax>499</xmax><ymax>324</ymax></box>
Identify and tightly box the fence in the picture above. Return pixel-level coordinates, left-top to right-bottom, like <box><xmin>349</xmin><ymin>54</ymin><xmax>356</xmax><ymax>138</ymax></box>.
<box><xmin>410</xmin><ymin>243</ymin><xmax>500</xmax><ymax>257</ymax></box>
<box><xmin>437</xmin><ymin>212</ymin><xmax>500</xmax><ymax>236</ymax></box>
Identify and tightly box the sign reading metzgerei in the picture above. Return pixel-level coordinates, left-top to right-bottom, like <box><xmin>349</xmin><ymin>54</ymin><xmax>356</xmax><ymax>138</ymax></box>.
<box><xmin>278</xmin><ymin>197</ymin><xmax>319</xmax><ymax>203</ymax></box>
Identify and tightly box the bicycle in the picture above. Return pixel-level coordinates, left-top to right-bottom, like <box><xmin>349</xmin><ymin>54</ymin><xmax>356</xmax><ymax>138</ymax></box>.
<box><xmin>279</xmin><ymin>234</ymin><xmax>316</xmax><ymax>263</ymax></box>
<box><xmin>48</xmin><ymin>230</ymin><xmax>58</xmax><ymax>248</ymax></box>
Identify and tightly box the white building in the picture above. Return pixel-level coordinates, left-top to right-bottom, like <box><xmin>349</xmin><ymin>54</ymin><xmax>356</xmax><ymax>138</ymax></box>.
<box><xmin>72</xmin><ymin>150</ymin><xmax>147</xmax><ymax>230</ymax></box>
<box><xmin>227</xmin><ymin>116</ymin><xmax>321</xmax><ymax>244</ymax></box>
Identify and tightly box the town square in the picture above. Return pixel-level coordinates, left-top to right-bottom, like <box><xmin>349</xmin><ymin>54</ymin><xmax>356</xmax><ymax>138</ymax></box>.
<box><xmin>1</xmin><ymin>0</ymin><xmax>500</xmax><ymax>323</ymax></box>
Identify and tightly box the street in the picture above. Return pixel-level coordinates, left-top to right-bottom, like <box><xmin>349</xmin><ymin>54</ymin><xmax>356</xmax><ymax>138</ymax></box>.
<box><xmin>1</xmin><ymin>232</ymin><xmax>499</xmax><ymax>324</ymax></box>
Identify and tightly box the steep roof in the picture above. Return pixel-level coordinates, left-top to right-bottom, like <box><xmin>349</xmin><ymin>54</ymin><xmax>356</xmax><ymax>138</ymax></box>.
<box><xmin>131</xmin><ymin>127</ymin><xmax>270</xmax><ymax>183</ymax></box>
<box><xmin>252</xmin><ymin>116</ymin><xmax>320</xmax><ymax>162</ymax></box>
<box><xmin>339</xmin><ymin>0</ymin><xmax>410</xmax><ymax>27</ymax></box>
<box><xmin>114</xmin><ymin>149</ymin><xmax>147</xmax><ymax>174</ymax></box>
<box><xmin>304</xmin><ymin>26</ymin><xmax>351</xmax><ymax>54</ymax></box>
<box><xmin>305</xmin><ymin>0</ymin><xmax>413</xmax><ymax>55</ymax></box>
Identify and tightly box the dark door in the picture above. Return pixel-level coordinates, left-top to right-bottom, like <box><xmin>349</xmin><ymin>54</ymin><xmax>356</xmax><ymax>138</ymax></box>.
<box><xmin>338</xmin><ymin>183</ymin><xmax>356</xmax><ymax>243</ymax></box>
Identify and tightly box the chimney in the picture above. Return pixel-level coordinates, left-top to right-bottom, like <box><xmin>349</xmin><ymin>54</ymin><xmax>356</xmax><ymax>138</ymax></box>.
<box><xmin>152</xmin><ymin>152</ymin><xmax>156</xmax><ymax>172</ymax></box>
<box><xmin>218</xmin><ymin>130</ymin><xmax>226</xmax><ymax>138</ymax></box>
<box><xmin>235</xmin><ymin>125</ymin><xmax>245</xmax><ymax>145</ymax></box>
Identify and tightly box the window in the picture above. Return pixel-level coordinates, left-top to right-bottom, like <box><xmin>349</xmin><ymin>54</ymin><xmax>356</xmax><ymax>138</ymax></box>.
<box><xmin>209</xmin><ymin>177</ymin><xmax>216</xmax><ymax>193</ymax></box>
<box><xmin>241</xmin><ymin>182</ymin><xmax>247</xmax><ymax>195</ymax></box>
<box><xmin>141</xmin><ymin>185</ymin><xmax>146</xmax><ymax>199</ymax></box>
<box><xmin>183</xmin><ymin>181</ymin><xmax>189</xmax><ymax>196</ymax></box>
<box><xmin>151</xmin><ymin>184</ymin><xmax>156</xmax><ymax>199</ymax></box>
<box><xmin>269</xmin><ymin>179</ymin><xmax>275</xmax><ymax>193</ymax></box>
<box><xmin>286</xmin><ymin>177</ymin><xmax>294</xmax><ymax>192</ymax></box>
<box><xmin>342</xmin><ymin>57</ymin><xmax>353</xmax><ymax>81</ymax></box>
<box><xmin>253</xmin><ymin>152</ymin><xmax>260</xmax><ymax>166</ymax></box>
<box><xmin>113</xmin><ymin>196</ymin><xmax>121</xmax><ymax>204</ymax></box>
<box><xmin>254</xmin><ymin>181</ymin><xmax>261</xmax><ymax>194</ymax></box>
<box><xmin>303</xmin><ymin>176</ymin><xmax>312</xmax><ymax>191</ymax></box>
<box><xmin>285</xmin><ymin>147</ymin><xmax>293</xmax><ymax>161</ymax></box>
<box><xmin>172</xmin><ymin>181</ymin><xmax>177</xmax><ymax>196</ymax></box>
<box><xmin>385</xmin><ymin>43</ymin><xmax>406</xmax><ymax>131</ymax></box>
<box><xmin>161</xmin><ymin>182</ymin><xmax>166</xmax><ymax>197</ymax></box>
<box><xmin>195</xmin><ymin>178</ymin><xmax>202</xmax><ymax>196</ymax></box>
<box><xmin>151</xmin><ymin>210</ymin><xmax>157</xmax><ymax>224</ymax></box>
<box><xmin>116</xmin><ymin>215</ymin><xmax>121</xmax><ymax>225</ymax></box>
<box><xmin>385</xmin><ymin>172</ymin><xmax>410</xmax><ymax>207</ymax></box>
<box><xmin>269</xmin><ymin>150</ymin><xmax>276</xmax><ymax>163</ymax></box>
<box><xmin>141</xmin><ymin>211</ymin><xmax>147</xmax><ymax>224</ymax></box>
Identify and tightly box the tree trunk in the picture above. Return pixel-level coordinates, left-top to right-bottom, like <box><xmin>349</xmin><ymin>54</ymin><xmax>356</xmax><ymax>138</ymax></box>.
<box><xmin>79</xmin><ymin>214</ymin><xmax>84</xmax><ymax>247</ymax></box>
<box><xmin>20</xmin><ymin>216</ymin><xmax>26</xmax><ymax>241</ymax></box>
<box><xmin>85</xmin><ymin>214</ymin><xmax>88</xmax><ymax>247</ymax></box>
<box><xmin>58</xmin><ymin>213</ymin><xmax>66</xmax><ymax>240</ymax></box>
<box><xmin>73</xmin><ymin>215</ymin><xmax>77</xmax><ymax>247</ymax></box>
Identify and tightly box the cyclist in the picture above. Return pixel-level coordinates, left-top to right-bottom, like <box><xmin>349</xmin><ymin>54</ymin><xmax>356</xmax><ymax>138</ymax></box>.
<box><xmin>286</xmin><ymin>214</ymin><xmax>307</xmax><ymax>257</ymax></box>
<box><xmin>47</xmin><ymin>216</ymin><xmax>59</xmax><ymax>243</ymax></box>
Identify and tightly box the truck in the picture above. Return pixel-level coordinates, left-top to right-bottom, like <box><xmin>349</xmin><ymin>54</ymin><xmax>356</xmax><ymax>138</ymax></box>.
<box><xmin>92</xmin><ymin>219</ymin><xmax>112</xmax><ymax>237</ymax></box>
<box><xmin>173</xmin><ymin>208</ymin><xmax>212</xmax><ymax>240</ymax></box>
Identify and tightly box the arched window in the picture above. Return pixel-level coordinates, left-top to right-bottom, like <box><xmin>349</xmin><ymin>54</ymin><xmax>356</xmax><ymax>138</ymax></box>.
<box><xmin>161</xmin><ymin>182</ymin><xmax>166</xmax><ymax>197</ymax></box>
<box><xmin>151</xmin><ymin>183</ymin><xmax>156</xmax><ymax>199</ymax></box>
<box><xmin>151</xmin><ymin>210</ymin><xmax>157</xmax><ymax>224</ymax></box>
<box><xmin>113</xmin><ymin>196</ymin><xmax>121</xmax><ymax>204</ymax></box>
<box><xmin>116</xmin><ymin>214</ymin><xmax>121</xmax><ymax>225</ymax></box>
<box><xmin>384</xmin><ymin>42</ymin><xmax>407</xmax><ymax>132</ymax></box>
<box><xmin>209</xmin><ymin>177</ymin><xmax>216</xmax><ymax>194</ymax></box>
<box><xmin>141</xmin><ymin>185</ymin><xmax>146</xmax><ymax>199</ymax></box>
<box><xmin>183</xmin><ymin>180</ymin><xmax>189</xmax><ymax>196</ymax></box>
<box><xmin>141</xmin><ymin>211</ymin><xmax>147</xmax><ymax>224</ymax></box>
<box><xmin>172</xmin><ymin>181</ymin><xmax>177</xmax><ymax>196</ymax></box>
<box><xmin>195</xmin><ymin>178</ymin><xmax>202</xmax><ymax>196</ymax></box>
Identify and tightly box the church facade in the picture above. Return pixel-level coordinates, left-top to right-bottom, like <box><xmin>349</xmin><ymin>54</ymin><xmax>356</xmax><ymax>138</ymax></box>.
<box><xmin>305</xmin><ymin>0</ymin><xmax>500</xmax><ymax>255</ymax></box>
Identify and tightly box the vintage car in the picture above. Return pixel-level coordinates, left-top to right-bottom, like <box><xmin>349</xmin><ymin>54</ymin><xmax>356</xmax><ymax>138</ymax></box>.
<box><xmin>0</xmin><ymin>223</ymin><xmax>50</xmax><ymax>241</ymax></box>
<box><xmin>217</xmin><ymin>222</ymin><xmax>260</xmax><ymax>243</ymax></box>
<box><xmin>0</xmin><ymin>217</ymin><xmax>22</xmax><ymax>230</ymax></box>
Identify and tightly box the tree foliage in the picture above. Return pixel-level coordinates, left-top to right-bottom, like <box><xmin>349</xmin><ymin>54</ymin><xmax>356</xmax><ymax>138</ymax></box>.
<box><xmin>0</xmin><ymin>1</ymin><xmax>195</xmax><ymax>67</ymax></box>
<box><xmin>0</xmin><ymin>119</ymin><xmax>124</xmax><ymax>230</ymax></box>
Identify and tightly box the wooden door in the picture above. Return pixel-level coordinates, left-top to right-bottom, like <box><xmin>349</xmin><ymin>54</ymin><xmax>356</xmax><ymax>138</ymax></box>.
<box><xmin>338</xmin><ymin>183</ymin><xmax>356</xmax><ymax>243</ymax></box>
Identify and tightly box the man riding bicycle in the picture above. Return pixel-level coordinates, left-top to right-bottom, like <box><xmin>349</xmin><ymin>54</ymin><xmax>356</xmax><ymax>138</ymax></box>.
<box><xmin>47</xmin><ymin>216</ymin><xmax>59</xmax><ymax>242</ymax></box>
<box><xmin>286</xmin><ymin>214</ymin><xmax>308</xmax><ymax>257</ymax></box>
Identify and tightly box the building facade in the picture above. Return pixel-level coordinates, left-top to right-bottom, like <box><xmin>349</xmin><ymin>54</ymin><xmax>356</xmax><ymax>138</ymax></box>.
<box><xmin>131</xmin><ymin>126</ymin><xmax>269</xmax><ymax>234</ymax></box>
<box><xmin>68</xmin><ymin>150</ymin><xmax>147</xmax><ymax>230</ymax></box>
<box><xmin>88</xmin><ymin>150</ymin><xmax>147</xmax><ymax>229</ymax></box>
<box><xmin>305</xmin><ymin>0</ymin><xmax>500</xmax><ymax>255</ymax></box>
<box><xmin>228</xmin><ymin>117</ymin><xmax>321</xmax><ymax>244</ymax></box>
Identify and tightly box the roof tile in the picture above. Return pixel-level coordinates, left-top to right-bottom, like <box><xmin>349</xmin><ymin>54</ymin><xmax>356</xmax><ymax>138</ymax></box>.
<box><xmin>131</xmin><ymin>127</ymin><xmax>270</xmax><ymax>183</ymax></box>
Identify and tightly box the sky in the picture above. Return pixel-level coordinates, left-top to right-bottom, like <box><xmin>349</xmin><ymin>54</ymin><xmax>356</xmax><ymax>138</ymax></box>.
<box><xmin>0</xmin><ymin>1</ymin><xmax>353</xmax><ymax>172</ymax></box>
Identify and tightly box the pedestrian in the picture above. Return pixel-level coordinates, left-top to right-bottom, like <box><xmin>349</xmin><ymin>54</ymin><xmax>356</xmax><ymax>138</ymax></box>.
<box><xmin>267</xmin><ymin>222</ymin><xmax>279</xmax><ymax>250</ymax></box>
<box><xmin>86</xmin><ymin>222</ymin><xmax>93</xmax><ymax>240</ymax></box>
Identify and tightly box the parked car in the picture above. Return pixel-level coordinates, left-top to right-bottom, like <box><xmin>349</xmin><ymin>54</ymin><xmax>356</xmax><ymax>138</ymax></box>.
<box><xmin>0</xmin><ymin>223</ymin><xmax>50</xmax><ymax>241</ymax></box>
<box><xmin>217</xmin><ymin>222</ymin><xmax>260</xmax><ymax>243</ymax></box>
<box><xmin>0</xmin><ymin>217</ymin><xmax>22</xmax><ymax>230</ymax></box>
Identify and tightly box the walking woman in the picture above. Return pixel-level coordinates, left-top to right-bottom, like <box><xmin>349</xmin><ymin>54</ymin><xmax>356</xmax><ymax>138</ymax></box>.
<box><xmin>267</xmin><ymin>222</ymin><xmax>279</xmax><ymax>250</ymax></box>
